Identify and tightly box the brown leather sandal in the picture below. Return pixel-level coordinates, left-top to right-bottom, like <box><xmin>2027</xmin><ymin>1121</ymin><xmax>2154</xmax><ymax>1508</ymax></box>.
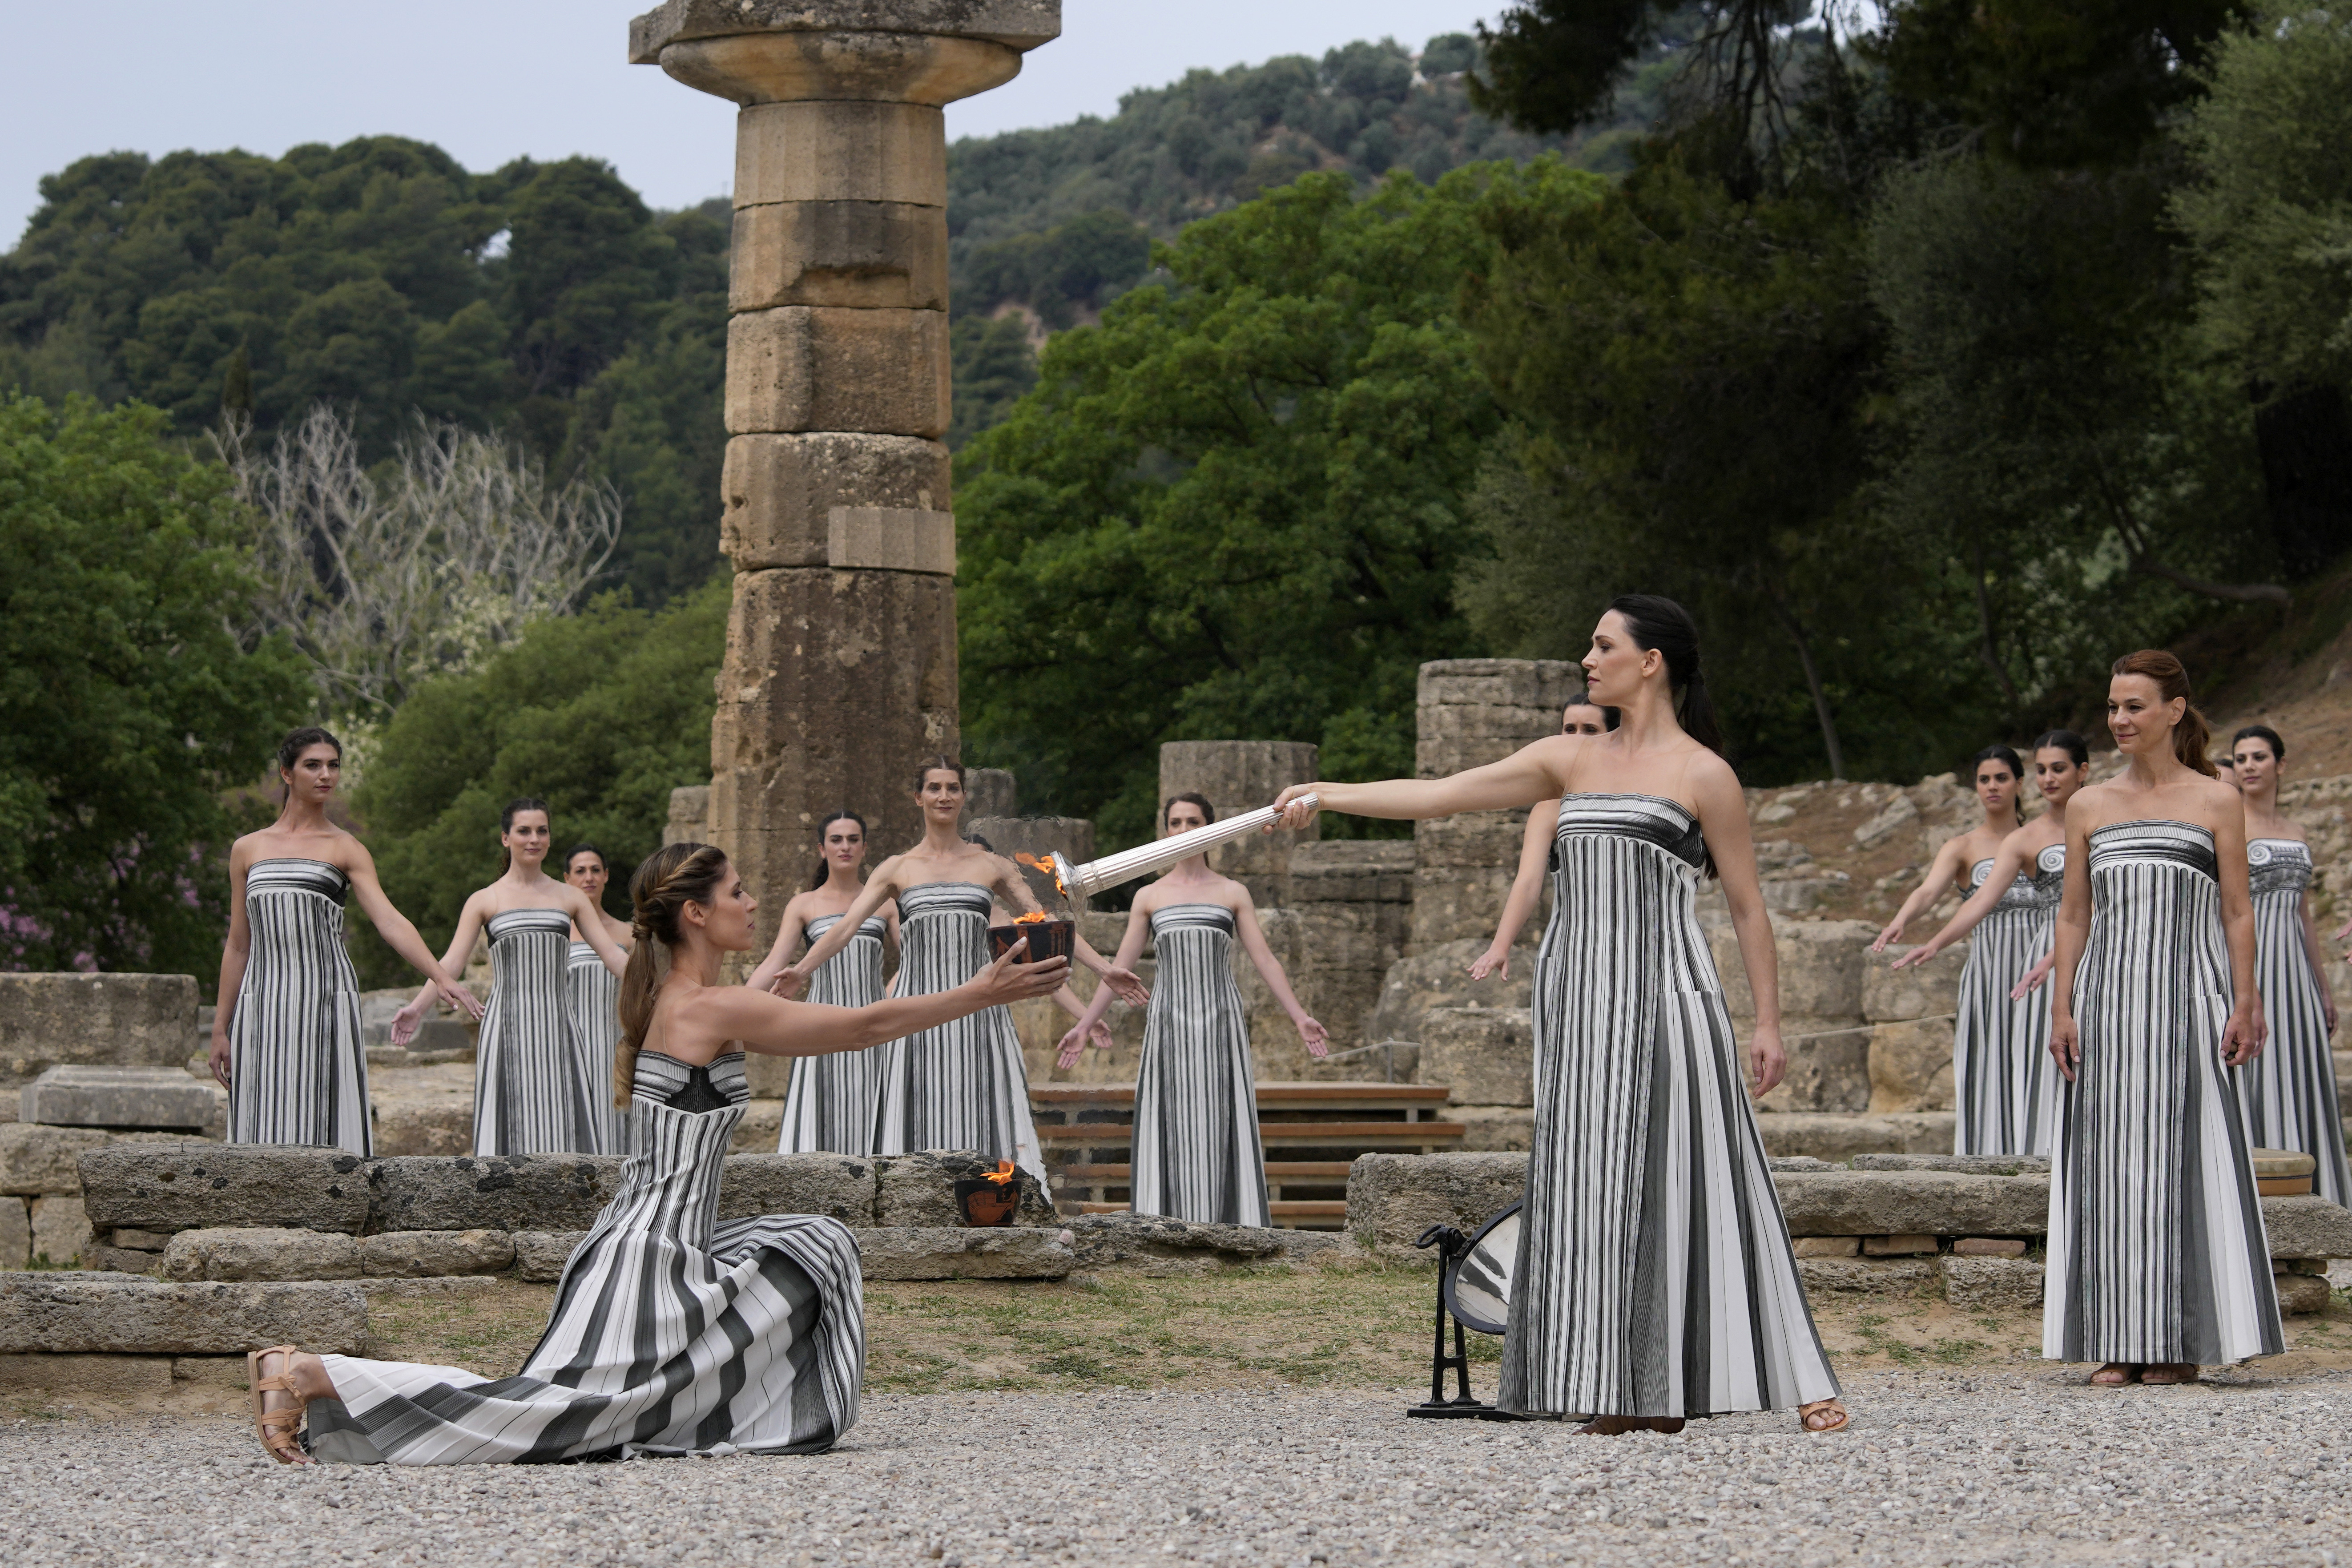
<box><xmin>2140</xmin><ymin>1363</ymin><xmax>2199</xmax><ymax>1385</ymax></box>
<box><xmin>2090</xmin><ymin>1363</ymin><xmax>2142</xmax><ymax>1386</ymax></box>
<box><xmin>1800</xmin><ymin>1399</ymin><xmax>1850</xmax><ymax>1432</ymax></box>
<box><xmin>247</xmin><ymin>1346</ymin><xmax>312</xmax><ymax>1466</ymax></box>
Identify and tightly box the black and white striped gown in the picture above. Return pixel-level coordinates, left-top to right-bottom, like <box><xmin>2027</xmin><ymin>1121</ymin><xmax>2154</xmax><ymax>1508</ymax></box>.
<box><xmin>1130</xmin><ymin>903</ymin><xmax>1270</xmax><ymax>1228</ymax></box>
<box><xmin>2045</xmin><ymin>820</ymin><xmax>2283</xmax><ymax>1365</ymax></box>
<box><xmin>1953</xmin><ymin>848</ymin><xmax>2064</xmax><ymax>1157</ymax></box>
<box><xmin>565</xmin><ymin>940</ymin><xmax>624</xmax><ymax>1156</ymax></box>
<box><xmin>2236</xmin><ymin>838</ymin><xmax>2350</xmax><ymax>1206</ymax></box>
<box><xmin>870</xmin><ymin>883</ymin><xmax>1046</xmax><ymax>1184</ymax></box>
<box><xmin>1501</xmin><ymin>795</ymin><xmax>1839</xmax><ymax>1419</ymax></box>
<box><xmin>779</xmin><ymin>913</ymin><xmax>889</xmax><ymax>1156</ymax></box>
<box><xmin>474</xmin><ymin>909</ymin><xmax>603</xmax><ymax>1157</ymax></box>
<box><xmin>304</xmin><ymin>1051</ymin><xmax>862</xmax><ymax>1462</ymax></box>
<box><xmin>228</xmin><ymin>858</ymin><xmax>372</xmax><ymax>1157</ymax></box>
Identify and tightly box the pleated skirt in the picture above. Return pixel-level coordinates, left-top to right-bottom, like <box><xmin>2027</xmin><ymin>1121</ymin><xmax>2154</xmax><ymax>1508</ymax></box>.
<box><xmin>2045</xmin><ymin>849</ymin><xmax>2282</xmax><ymax>1365</ymax></box>
<box><xmin>1130</xmin><ymin>911</ymin><xmax>1269</xmax><ymax>1227</ymax></box>
<box><xmin>307</xmin><ymin>1098</ymin><xmax>863</xmax><ymax>1462</ymax></box>
<box><xmin>228</xmin><ymin>871</ymin><xmax>372</xmax><ymax>1157</ymax></box>
<box><xmin>1953</xmin><ymin>905</ymin><xmax>2058</xmax><ymax>1157</ymax></box>
<box><xmin>2234</xmin><ymin>890</ymin><xmax>2351</xmax><ymax>1206</ymax></box>
<box><xmin>564</xmin><ymin>942</ymin><xmax>624</xmax><ymax>1156</ymax></box>
<box><xmin>1501</xmin><ymin>806</ymin><xmax>1839</xmax><ymax>1419</ymax></box>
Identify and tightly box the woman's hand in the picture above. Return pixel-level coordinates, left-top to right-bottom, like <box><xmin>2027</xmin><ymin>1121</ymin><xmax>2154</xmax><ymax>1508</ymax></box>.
<box><xmin>769</xmin><ymin>965</ymin><xmax>808</xmax><ymax>999</ymax></box>
<box><xmin>970</xmin><ymin>939</ymin><xmax>1071</xmax><ymax>1009</ymax></box>
<box><xmin>1101</xmin><ymin>966</ymin><xmax>1148</xmax><ymax>1007</ymax></box>
<box><xmin>1270</xmin><ymin>785</ymin><xmax>1322</xmax><ymax>832</ymax></box>
<box><xmin>2221</xmin><ymin>1002</ymin><xmax>2265</xmax><ymax>1068</ymax></box>
<box><xmin>2009</xmin><ymin>951</ymin><xmax>2056</xmax><ymax>1000</ymax></box>
<box><xmin>389</xmin><ymin>997</ymin><xmax>428</xmax><ymax>1048</ymax></box>
<box><xmin>435</xmin><ymin>977</ymin><xmax>482</xmax><ymax>1021</ymax></box>
<box><xmin>1887</xmin><ymin>940</ymin><xmax>1939</xmax><ymax>972</ymax></box>
<box><xmin>1869</xmin><ymin>917</ymin><xmax>1905</xmax><ymax>954</ymax></box>
<box><xmin>1055</xmin><ymin>1017</ymin><xmax>1116</xmax><ymax>1070</ymax></box>
<box><xmin>2049</xmin><ymin>1014</ymin><xmax>2080</xmax><ymax>1083</ymax></box>
<box><xmin>1467</xmin><ymin>943</ymin><xmax>1510</xmax><ymax>982</ymax></box>
<box><xmin>1297</xmin><ymin>1016</ymin><xmax>1329</xmax><ymax>1059</ymax></box>
<box><xmin>1747</xmin><ymin>1023</ymin><xmax>1787</xmax><ymax>1098</ymax></box>
<box><xmin>2336</xmin><ymin>912</ymin><xmax>2352</xmax><ymax>947</ymax></box>
<box><xmin>207</xmin><ymin>1029</ymin><xmax>231</xmax><ymax>1089</ymax></box>
<box><xmin>2325</xmin><ymin>992</ymin><xmax>2339</xmax><ymax>1037</ymax></box>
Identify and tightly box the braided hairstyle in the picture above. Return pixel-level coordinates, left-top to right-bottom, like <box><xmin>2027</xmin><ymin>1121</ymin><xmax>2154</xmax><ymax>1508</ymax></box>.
<box><xmin>613</xmin><ymin>841</ymin><xmax>730</xmax><ymax>1108</ymax></box>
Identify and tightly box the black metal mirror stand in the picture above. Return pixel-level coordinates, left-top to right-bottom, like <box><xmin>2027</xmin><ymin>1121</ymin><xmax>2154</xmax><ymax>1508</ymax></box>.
<box><xmin>1405</xmin><ymin>1223</ymin><xmax>1494</xmax><ymax>1419</ymax></box>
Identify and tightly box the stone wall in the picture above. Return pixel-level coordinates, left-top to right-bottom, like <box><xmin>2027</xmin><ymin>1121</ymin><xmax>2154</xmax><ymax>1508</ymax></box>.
<box><xmin>1285</xmin><ymin>839</ymin><xmax>1414</xmax><ymax>1057</ymax></box>
<box><xmin>0</xmin><ymin>974</ymin><xmax>198</xmax><ymax>1100</ymax></box>
<box><xmin>1410</xmin><ymin>660</ymin><xmax>1586</xmax><ymax>951</ymax></box>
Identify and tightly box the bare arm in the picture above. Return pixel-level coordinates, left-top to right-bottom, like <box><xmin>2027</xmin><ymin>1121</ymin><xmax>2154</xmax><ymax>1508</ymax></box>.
<box><xmin>348</xmin><ymin>847</ymin><xmax>475</xmax><ymax>1013</ymax></box>
<box><xmin>743</xmin><ymin>897</ymin><xmax>812</xmax><ymax>995</ymax></box>
<box><xmin>1473</xmin><ymin>803</ymin><xmax>1557</xmax><ymax>981</ymax></box>
<box><xmin>568</xmin><ymin>885</ymin><xmax>631</xmax><ymax>978</ymax></box>
<box><xmin>1695</xmin><ymin>759</ymin><xmax>1784</xmax><ymax>1096</ymax></box>
<box><xmin>394</xmin><ymin>889</ymin><xmax>487</xmax><ymax>1040</ymax></box>
<box><xmin>1871</xmin><ymin>834</ymin><xmax>1973</xmax><ymax>952</ymax></box>
<box><xmin>209</xmin><ymin>845</ymin><xmax>255</xmax><ymax>1088</ymax></box>
<box><xmin>693</xmin><ymin>949</ymin><xmax>1069</xmax><ymax>1060</ymax></box>
<box><xmin>1057</xmin><ymin>903</ymin><xmax>1151</xmax><ymax>1068</ymax></box>
<box><xmin>2213</xmin><ymin>802</ymin><xmax>2264</xmax><ymax>1065</ymax></box>
<box><xmin>1272</xmin><ymin>736</ymin><xmax>1577</xmax><ymax>826</ymax></box>
<box><xmin>2046</xmin><ymin>811</ymin><xmax>2095</xmax><ymax>1083</ymax></box>
<box><xmin>1235</xmin><ymin>891</ymin><xmax>1326</xmax><ymax>1057</ymax></box>
<box><xmin>761</xmin><ymin>870</ymin><xmax>902</xmax><ymax>994</ymax></box>
<box><xmin>2300</xmin><ymin>890</ymin><xmax>2339</xmax><ymax>1035</ymax></box>
<box><xmin>1892</xmin><ymin>831</ymin><xmax>2034</xmax><ymax>969</ymax></box>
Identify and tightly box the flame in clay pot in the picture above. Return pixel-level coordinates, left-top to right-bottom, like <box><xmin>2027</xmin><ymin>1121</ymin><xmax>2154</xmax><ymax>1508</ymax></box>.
<box><xmin>983</xmin><ymin>1160</ymin><xmax>1016</xmax><ymax>1186</ymax></box>
<box><xmin>1012</xmin><ymin>910</ymin><xmax>1049</xmax><ymax>925</ymax></box>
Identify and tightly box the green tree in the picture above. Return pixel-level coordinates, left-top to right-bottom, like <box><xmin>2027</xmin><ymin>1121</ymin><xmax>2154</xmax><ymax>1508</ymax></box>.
<box><xmin>2172</xmin><ymin>1</ymin><xmax>2352</xmax><ymax>577</ymax></box>
<box><xmin>0</xmin><ymin>394</ymin><xmax>307</xmax><ymax>976</ymax></box>
<box><xmin>957</xmin><ymin>165</ymin><xmax>1577</xmax><ymax>843</ymax></box>
<box><xmin>350</xmin><ymin>573</ymin><xmax>727</xmax><ymax>980</ymax></box>
<box><xmin>946</xmin><ymin>314</ymin><xmax>1040</xmax><ymax>451</ymax></box>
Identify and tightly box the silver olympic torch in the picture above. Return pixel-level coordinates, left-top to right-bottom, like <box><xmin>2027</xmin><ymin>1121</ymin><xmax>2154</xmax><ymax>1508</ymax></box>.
<box><xmin>1038</xmin><ymin>795</ymin><xmax>1317</xmax><ymax>900</ymax></box>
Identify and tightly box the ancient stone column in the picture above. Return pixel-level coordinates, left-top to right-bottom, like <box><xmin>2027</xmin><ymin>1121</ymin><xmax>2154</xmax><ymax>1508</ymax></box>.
<box><xmin>628</xmin><ymin>1</ymin><xmax>1061</xmax><ymax>937</ymax></box>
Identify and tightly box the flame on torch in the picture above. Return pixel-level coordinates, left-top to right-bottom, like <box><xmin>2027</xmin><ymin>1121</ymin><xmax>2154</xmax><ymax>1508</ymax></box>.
<box><xmin>1013</xmin><ymin>852</ymin><xmax>1069</xmax><ymax>898</ymax></box>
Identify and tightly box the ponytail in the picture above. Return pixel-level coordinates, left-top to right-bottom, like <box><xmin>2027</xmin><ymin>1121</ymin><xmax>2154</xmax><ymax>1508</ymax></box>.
<box><xmin>1678</xmin><ymin>668</ymin><xmax>1724</xmax><ymax>758</ymax></box>
<box><xmin>1606</xmin><ymin>593</ymin><xmax>1721</xmax><ymax>876</ymax></box>
<box><xmin>2110</xmin><ymin>650</ymin><xmax>2215</xmax><ymax>778</ymax></box>
<box><xmin>615</xmin><ymin>841</ymin><xmax>730</xmax><ymax>1108</ymax></box>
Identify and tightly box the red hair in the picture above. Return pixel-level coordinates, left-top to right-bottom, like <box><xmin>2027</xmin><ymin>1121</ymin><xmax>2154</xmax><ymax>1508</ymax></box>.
<box><xmin>2110</xmin><ymin>650</ymin><xmax>2214</xmax><ymax>777</ymax></box>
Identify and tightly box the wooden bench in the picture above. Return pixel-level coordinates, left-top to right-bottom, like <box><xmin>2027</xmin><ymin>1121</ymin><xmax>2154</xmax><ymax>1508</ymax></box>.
<box><xmin>1032</xmin><ymin>1083</ymin><xmax>1463</xmax><ymax>1229</ymax></box>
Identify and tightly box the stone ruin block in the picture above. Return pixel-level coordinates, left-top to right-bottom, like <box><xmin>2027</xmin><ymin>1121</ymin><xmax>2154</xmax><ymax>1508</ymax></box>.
<box><xmin>21</xmin><ymin>1065</ymin><xmax>217</xmax><ymax>1132</ymax></box>
<box><xmin>0</xmin><ymin>973</ymin><xmax>199</xmax><ymax>1088</ymax></box>
<box><xmin>1417</xmin><ymin>1008</ymin><xmax>1533</xmax><ymax>1108</ymax></box>
<box><xmin>0</xmin><ymin>1276</ymin><xmax>369</xmax><ymax>1356</ymax></box>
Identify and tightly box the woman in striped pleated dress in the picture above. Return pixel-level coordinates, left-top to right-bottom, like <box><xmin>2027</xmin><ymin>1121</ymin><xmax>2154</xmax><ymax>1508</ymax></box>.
<box><xmin>394</xmin><ymin>800</ymin><xmax>629</xmax><ymax>1156</ymax></box>
<box><xmin>2227</xmin><ymin>724</ymin><xmax>2347</xmax><ymax>1205</ymax></box>
<box><xmin>764</xmin><ymin>811</ymin><xmax>900</xmax><ymax>1155</ymax></box>
<box><xmin>1892</xmin><ymin>730</ymin><xmax>2091</xmax><ymax>1156</ymax></box>
<box><xmin>1055</xmin><ymin>792</ymin><xmax>1329</xmax><ymax>1227</ymax></box>
<box><xmin>212</xmin><ymin>728</ymin><xmax>481</xmax><ymax>1157</ymax></box>
<box><xmin>561</xmin><ymin>844</ymin><xmax>632</xmax><ymax>1155</ymax></box>
<box><xmin>2046</xmin><ymin>651</ymin><xmax>2281</xmax><ymax>1386</ymax></box>
<box><xmin>240</xmin><ymin>841</ymin><xmax>1071</xmax><ymax>1465</ymax></box>
<box><xmin>754</xmin><ymin>758</ymin><xmax>1147</xmax><ymax>1185</ymax></box>
<box><xmin>1469</xmin><ymin>696</ymin><xmax>1614</xmax><ymax>983</ymax></box>
<box><xmin>1272</xmin><ymin>595</ymin><xmax>1846</xmax><ymax>1435</ymax></box>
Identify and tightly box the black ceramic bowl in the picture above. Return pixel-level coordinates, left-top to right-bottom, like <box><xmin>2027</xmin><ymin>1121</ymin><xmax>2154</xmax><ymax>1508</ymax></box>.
<box><xmin>987</xmin><ymin>919</ymin><xmax>1074</xmax><ymax>965</ymax></box>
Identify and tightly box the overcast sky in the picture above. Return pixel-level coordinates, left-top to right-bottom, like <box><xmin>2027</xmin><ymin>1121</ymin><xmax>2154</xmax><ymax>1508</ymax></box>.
<box><xmin>0</xmin><ymin>2</ymin><xmax>1504</xmax><ymax>247</ymax></box>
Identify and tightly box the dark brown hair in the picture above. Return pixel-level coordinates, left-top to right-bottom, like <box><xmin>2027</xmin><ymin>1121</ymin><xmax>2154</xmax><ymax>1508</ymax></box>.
<box><xmin>276</xmin><ymin>726</ymin><xmax>342</xmax><ymax>775</ymax></box>
<box><xmin>1969</xmin><ymin>744</ymin><xmax>2027</xmax><ymax>825</ymax></box>
<box><xmin>614</xmin><ymin>842</ymin><xmax>730</xmax><ymax>1107</ymax></box>
<box><xmin>1163</xmin><ymin>791</ymin><xmax>1216</xmax><ymax>828</ymax></box>
<box><xmin>2110</xmin><ymin>650</ymin><xmax>2215</xmax><ymax>776</ymax></box>
<box><xmin>498</xmin><ymin>797</ymin><xmax>550</xmax><ymax>875</ymax></box>
<box><xmin>809</xmin><ymin>810</ymin><xmax>868</xmax><ymax>891</ymax></box>
<box><xmin>912</xmin><ymin>755</ymin><xmax>965</xmax><ymax>794</ymax></box>
<box><xmin>2232</xmin><ymin>724</ymin><xmax>2285</xmax><ymax>766</ymax></box>
<box><xmin>1608</xmin><ymin>594</ymin><xmax>1721</xmax><ymax>755</ymax></box>
<box><xmin>2032</xmin><ymin>729</ymin><xmax>2090</xmax><ymax>770</ymax></box>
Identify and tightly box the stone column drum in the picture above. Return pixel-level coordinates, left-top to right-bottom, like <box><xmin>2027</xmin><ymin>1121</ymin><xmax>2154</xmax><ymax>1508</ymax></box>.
<box><xmin>629</xmin><ymin>1</ymin><xmax>1061</xmax><ymax>941</ymax></box>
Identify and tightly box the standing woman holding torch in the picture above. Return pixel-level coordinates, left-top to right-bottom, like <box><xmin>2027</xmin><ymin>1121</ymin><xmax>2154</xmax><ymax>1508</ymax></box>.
<box><xmin>2227</xmin><ymin>725</ymin><xmax>2348</xmax><ymax>1206</ymax></box>
<box><xmin>751</xmin><ymin>759</ymin><xmax>1145</xmax><ymax>1185</ymax></box>
<box><xmin>2043</xmin><ymin>653</ymin><xmax>2279</xmax><ymax>1386</ymax></box>
<box><xmin>213</xmin><ymin>728</ymin><xmax>482</xmax><ymax>1156</ymax></box>
<box><xmin>1271</xmin><ymin>595</ymin><xmax>1844</xmax><ymax>1435</ymax></box>
<box><xmin>1055</xmin><ymin>792</ymin><xmax>1329</xmax><ymax>1228</ymax></box>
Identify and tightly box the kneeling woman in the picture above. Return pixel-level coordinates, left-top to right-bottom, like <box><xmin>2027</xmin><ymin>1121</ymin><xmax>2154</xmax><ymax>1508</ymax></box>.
<box><xmin>244</xmin><ymin>842</ymin><xmax>1069</xmax><ymax>1465</ymax></box>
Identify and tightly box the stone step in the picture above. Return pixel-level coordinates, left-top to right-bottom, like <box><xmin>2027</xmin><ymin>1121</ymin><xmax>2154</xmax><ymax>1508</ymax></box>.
<box><xmin>1345</xmin><ymin>1151</ymin><xmax>2352</xmax><ymax>1262</ymax></box>
<box><xmin>21</xmin><ymin>1065</ymin><xmax>219</xmax><ymax>1133</ymax></box>
<box><xmin>0</xmin><ymin>1274</ymin><xmax>367</xmax><ymax>1355</ymax></box>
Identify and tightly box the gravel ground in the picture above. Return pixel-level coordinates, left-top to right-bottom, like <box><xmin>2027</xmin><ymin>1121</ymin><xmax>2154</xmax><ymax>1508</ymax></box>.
<box><xmin>7</xmin><ymin>1366</ymin><xmax>2352</xmax><ymax>1567</ymax></box>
